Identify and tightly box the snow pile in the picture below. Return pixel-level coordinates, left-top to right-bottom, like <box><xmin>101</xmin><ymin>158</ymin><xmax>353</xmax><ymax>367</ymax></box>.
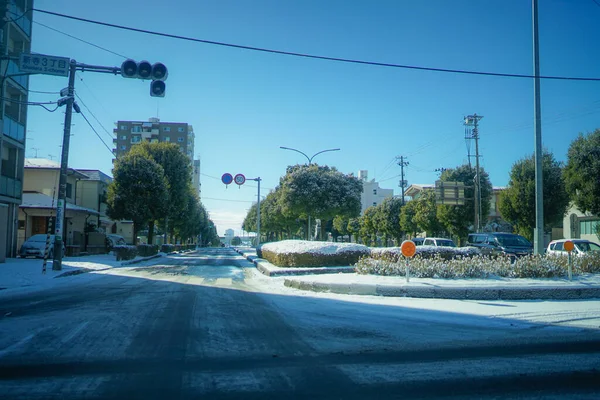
<box><xmin>259</xmin><ymin>240</ymin><xmax>369</xmax><ymax>268</ymax></box>
<box><xmin>261</xmin><ymin>240</ymin><xmax>368</xmax><ymax>255</ymax></box>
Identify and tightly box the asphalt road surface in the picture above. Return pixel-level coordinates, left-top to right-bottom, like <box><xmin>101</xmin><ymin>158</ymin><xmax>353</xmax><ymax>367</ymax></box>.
<box><xmin>1</xmin><ymin>248</ymin><xmax>599</xmax><ymax>399</ymax></box>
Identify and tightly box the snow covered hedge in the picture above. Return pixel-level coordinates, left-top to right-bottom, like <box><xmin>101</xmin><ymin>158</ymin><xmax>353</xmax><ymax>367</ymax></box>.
<box><xmin>356</xmin><ymin>252</ymin><xmax>600</xmax><ymax>279</ymax></box>
<box><xmin>370</xmin><ymin>245</ymin><xmax>481</xmax><ymax>262</ymax></box>
<box><xmin>259</xmin><ymin>240</ymin><xmax>370</xmax><ymax>267</ymax></box>
<box><xmin>114</xmin><ymin>245</ymin><xmax>137</xmax><ymax>261</ymax></box>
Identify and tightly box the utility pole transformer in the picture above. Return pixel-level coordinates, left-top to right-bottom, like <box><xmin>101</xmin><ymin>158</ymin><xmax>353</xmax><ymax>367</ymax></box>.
<box><xmin>397</xmin><ymin>156</ymin><xmax>409</xmax><ymax>205</ymax></box>
<box><xmin>464</xmin><ymin>114</ymin><xmax>483</xmax><ymax>233</ymax></box>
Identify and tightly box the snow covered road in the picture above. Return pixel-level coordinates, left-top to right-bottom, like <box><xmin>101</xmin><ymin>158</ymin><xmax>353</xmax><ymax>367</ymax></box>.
<box><xmin>1</xmin><ymin>248</ymin><xmax>599</xmax><ymax>399</ymax></box>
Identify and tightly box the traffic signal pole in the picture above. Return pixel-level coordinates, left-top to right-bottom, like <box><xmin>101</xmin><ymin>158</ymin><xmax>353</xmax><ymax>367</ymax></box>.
<box><xmin>52</xmin><ymin>60</ymin><xmax>77</xmax><ymax>270</ymax></box>
<box><xmin>50</xmin><ymin>59</ymin><xmax>168</xmax><ymax>270</ymax></box>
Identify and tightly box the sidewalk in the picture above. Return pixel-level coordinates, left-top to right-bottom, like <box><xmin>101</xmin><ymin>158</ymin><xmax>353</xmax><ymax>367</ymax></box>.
<box><xmin>234</xmin><ymin>247</ymin><xmax>355</xmax><ymax>277</ymax></box>
<box><xmin>284</xmin><ymin>273</ymin><xmax>600</xmax><ymax>300</ymax></box>
<box><xmin>0</xmin><ymin>253</ymin><xmax>163</xmax><ymax>291</ymax></box>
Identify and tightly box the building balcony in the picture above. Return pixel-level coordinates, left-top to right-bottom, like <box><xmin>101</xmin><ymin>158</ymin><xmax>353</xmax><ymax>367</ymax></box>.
<box><xmin>3</xmin><ymin>116</ymin><xmax>26</xmax><ymax>142</ymax></box>
<box><xmin>6</xmin><ymin>60</ymin><xmax>29</xmax><ymax>90</ymax></box>
<box><xmin>0</xmin><ymin>175</ymin><xmax>22</xmax><ymax>199</ymax></box>
<box><xmin>9</xmin><ymin>2</ymin><xmax>32</xmax><ymax>37</ymax></box>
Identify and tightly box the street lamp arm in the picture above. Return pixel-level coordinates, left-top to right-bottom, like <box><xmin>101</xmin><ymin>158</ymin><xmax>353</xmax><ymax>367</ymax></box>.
<box><xmin>308</xmin><ymin>148</ymin><xmax>341</xmax><ymax>163</ymax></box>
<box><xmin>279</xmin><ymin>146</ymin><xmax>311</xmax><ymax>164</ymax></box>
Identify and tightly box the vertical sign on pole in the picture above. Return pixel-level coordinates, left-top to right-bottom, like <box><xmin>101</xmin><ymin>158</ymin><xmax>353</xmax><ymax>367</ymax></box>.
<box><xmin>401</xmin><ymin>240</ymin><xmax>417</xmax><ymax>283</ymax></box>
<box><xmin>564</xmin><ymin>240</ymin><xmax>574</xmax><ymax>281</ymax></box>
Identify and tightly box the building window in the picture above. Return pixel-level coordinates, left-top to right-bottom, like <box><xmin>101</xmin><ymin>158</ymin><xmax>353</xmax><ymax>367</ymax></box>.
<box><xmin>121</xmin><ymin>135</ymin><xmax>127</xmax><ymax>140</ymax></box>
<box><xmin>373</xmin><ymin>189</ymin><xmax>377</xmax><ymax>195</ymax></box>
<box><xmin>372</xmin><ymin>202</ymin><xmax>377</xmax><ymax>206</ymax></box>
<box><xmin>120</xmin><ymin>125</ymin><xmax>127</xmax><ymax>130</ymax></box>
<box><xmin>164</xmin><ymin>136</ymin><xmax>170</xmax><ymax>142</ymax></box>
<box><xmin>131</xmin><ymin>136</ymin><xmax>141</xmax><ymax>143</ymax></box>
<box><xmin>580</xmin><ymin>220</ymin><xmax>600</xmax><ymax>235</ymax></box>
<box><xmin>163</xmin><ymin>127</ymin><xmax>171</xmax><ymax>132</ymax></box>
<box><xmin>66</xmin><ymin>183</ymin><xmax>72</xmax><ymax>199</ymax></box>
<box><xmin>131</xmin><ymin>125</ymin><xmax>141</xmax><ymax>133</ymax></box>
<box><xmin>178</xmin><ymin>127</ymin><xmax>185</xmax><ymax>132</ymax></box>
<box><xmin>177</xmin><ymin>137</ymin><xmax>184</xmax><ymax>142</ymax></box>
<box><xmin>120</xmin><ymin>145</ymin><xmax>127</xmax><ymax>150</ymax></box>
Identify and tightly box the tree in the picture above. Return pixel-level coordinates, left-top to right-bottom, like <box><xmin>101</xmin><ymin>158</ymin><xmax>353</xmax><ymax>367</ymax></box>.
<box><xmin>107</xmin><ymin>153</ymin><xmax>169</xmax><ymax>245</ymax></box>
<box><xmin>437</xmin><ymin>164</ymin><xmax>492</xmax><ymax>244</ymax></box>
<box><xmin>347</xmin><ymin>218</ymin><xmax>361</xmax><ymax>243</ymax></box>
<box><xmin>564</xmin><ymin>129</ymin><xmax>600</xmax><ymax>215</ymax></box>
<box><xmin>231</xmin><ymin>236</ymin><xmax>242</xmax><ymax>246</ymax></box>
<box><xmin>375</xmin><ymin>197</ymin><xmax>404</xmax><ymax>245</ymax></box>
<box><xmin>242</xmin><ymin>203</ymin><xmax>258</xmax><ymax>234</ymax></box>
<box><xmin>333</xmin><ymin>215</ymin><xmax>349</xmax><ymax>242</ymax></box>
<box><xmin>400</xmin><ymin>200</ymin><xmax>419</xmax><ymax>237</ymax></box>
<box><xmin>129</xmin><ymin>142</ymin><xmax>192</xmax><ymax>243</ymax></box>
<box><xmin>499</xmin><ymin>151</ymin><xmax>569</xmax><ymax>241</ymax></box>
<box><xmin>278</xmin><ymin>164</ymin><xmax>362</xmax><ymax>240</ymax></box>
<box><xmin>359</xmin><ymin>206</ymin><xmax>378</xmax><ymax>246</ymax></box>
<box><xmin>413</xmin><ymin>190</ymin><xmax>442</xmax><ymax>236</ymax></box>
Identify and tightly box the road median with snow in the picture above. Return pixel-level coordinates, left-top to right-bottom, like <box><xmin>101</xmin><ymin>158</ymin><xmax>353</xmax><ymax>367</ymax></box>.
<box><xmin>283</xmin><ymin>273</ymin><xmax>600</xmax><ymax>300</ymax></box>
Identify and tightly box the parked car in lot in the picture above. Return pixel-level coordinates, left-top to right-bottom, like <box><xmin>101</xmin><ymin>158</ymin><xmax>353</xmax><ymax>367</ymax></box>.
<box><xmin>411</xmin><ymin>237</ymin><xmax>425</xmax><ymax>246</ymax></box>
<box><xmin>467</xmin><ymin>232</ymin><xmax>533</xmax><ymax>257</ymax></box>
<box><xmin>19</xmin><ymin>234</ymin><xmax>65</xmax><ymax>258</ymax></box>
<box><xmin>423</xmin><ymin>237</ymin><xmax>456</xmax><ymax>247</ymax></box>
<box><xmin>546</xmin><ymin>239</ymin><xmax>600</xmax><ymax>257</ymax></box>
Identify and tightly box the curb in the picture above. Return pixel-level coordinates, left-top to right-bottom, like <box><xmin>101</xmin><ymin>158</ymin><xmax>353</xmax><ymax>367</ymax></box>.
<box><xmin>283</xmin><ymin>279</ymin><xmax>600</xmax><ymax>300</ymax></box>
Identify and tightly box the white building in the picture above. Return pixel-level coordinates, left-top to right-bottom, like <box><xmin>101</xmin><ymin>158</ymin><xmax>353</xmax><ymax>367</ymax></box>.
<box><xmin>224</xmin><ymin>229</ymin><xmax>235</xmax><ymax>245</ymax></box>
<box><xmin>563</xmin><ymin>204</ymin><xmax>600</xmax><ymax>244</ymax></box>
<box><xmin>358</xmin><ymin>170</ymin><xmax>394</xmax><ymax>215</ymax></box>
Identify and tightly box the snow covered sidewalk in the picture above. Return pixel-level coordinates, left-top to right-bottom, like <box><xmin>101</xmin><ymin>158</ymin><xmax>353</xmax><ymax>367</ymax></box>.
<box><xmin>0</xmin><ymin>253</ymin><xmax>162</xmax><ymax>291</ymax></box>
<box><xmin>284</xmin><ymin>273</ymin><xmax>600</xmax><ymax>300</ymax></box>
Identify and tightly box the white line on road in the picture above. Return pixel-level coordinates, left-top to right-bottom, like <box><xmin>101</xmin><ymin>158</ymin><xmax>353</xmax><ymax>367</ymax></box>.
<box><xmin>61</xmin><ymin>321</ymin><xmax>90</xmax><ymax>344</ymax></box>
<box><xmin>0</xmin><ymin>332</ymin><xmax>37</xmax><ymax>358</ymax></box>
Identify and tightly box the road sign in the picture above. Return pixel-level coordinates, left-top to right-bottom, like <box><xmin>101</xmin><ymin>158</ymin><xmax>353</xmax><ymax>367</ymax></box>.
<box><xmin>234</xmin><ymin>174</ymin><xmax>246</xmax><ymax>186</ymax></box>
<box><xmin>564</xmin><ymin>240</ymin><xmax>574</xmax><ymax>252</ymax></box>
<box><xmin>435</xmin><ymin>180</ymin><xmax>466</xmax><ymax>206</ymax></box>
<box><xmin>221</xmin><ymin>173</ymin><xmax>233</xmax><ymax>185</ymax></box>
<box><xmin>401</xmin><ymin>240</ymin><xmax>417</xmax><ymax>258</ymax></box>
<box><xmin>19</xmin><ymin>53</ymin><xmax>70</xmax><ymax>77</ymax></box>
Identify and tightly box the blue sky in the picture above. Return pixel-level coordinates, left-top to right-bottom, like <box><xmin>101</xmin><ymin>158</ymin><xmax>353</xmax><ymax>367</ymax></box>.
<box><xmin>25</xmin><ymin>0</ymin><xmax>600</xmax><ymax>235</ymax></box>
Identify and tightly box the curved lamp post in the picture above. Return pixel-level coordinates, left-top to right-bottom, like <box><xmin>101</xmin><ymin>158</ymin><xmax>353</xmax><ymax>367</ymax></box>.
<box><xmin>279</xmin><ymin>146</ymin><xmax>341</xmax><ymax>240</ymax></box>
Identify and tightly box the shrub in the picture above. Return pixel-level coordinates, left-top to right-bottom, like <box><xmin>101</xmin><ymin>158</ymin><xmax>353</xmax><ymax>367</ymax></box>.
<box><xmin>137</xmin><ymin>244</ymin><xmax>158</xmax><ymax>257</ymax></box>
<box><xmin>260</xmin><ymin>240</ymin><xmax>370</xmax><ymax>267</ymax></box>
<box><xmin>370</xmin><ymin>246</ymin><xmax>481</xmax><ymax>262</ymax></box>
<box><xmin>114</xmin><ymin>245</ymin><xmax>137</xmax><ymax>261</ymax></box>
<box><xmin>161</xmin><ymin>244</ymin><xmax>176</xmax><ymax>253</ymax></box>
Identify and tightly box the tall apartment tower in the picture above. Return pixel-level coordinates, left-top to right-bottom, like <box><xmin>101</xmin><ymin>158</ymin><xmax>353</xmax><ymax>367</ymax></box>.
<box><xmin>0</xmin><ymin>0</ymin><xmax>34</xmax><ymax>260</ymax></box>
<box><xmin>112</xmin><ymin>117</ymin><xmax>200</xmax><ymax>194</ymax></box>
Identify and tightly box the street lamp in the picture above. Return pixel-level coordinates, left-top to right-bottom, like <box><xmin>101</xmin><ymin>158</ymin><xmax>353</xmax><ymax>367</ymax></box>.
<box><xmin>279</xmin><ymin>146</ymin><xmax>341</xmax><ymax>164</ymax></box>
<box><xmin>279</xmin><ymin>146</ymin><xmax>341</xmax><ymax>240</ymax></box>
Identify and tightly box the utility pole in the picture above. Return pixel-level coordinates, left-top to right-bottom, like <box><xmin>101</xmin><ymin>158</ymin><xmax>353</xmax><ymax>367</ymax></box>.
<box><xmin>52</xmin><ymin>60</ymin><xmax>77</xmax><ymax>270</ymax></box>
<box><xmin>397</xmin><ymin>156</ymin><xmax>409</xmax><ymax>205</ymax></box>
<box><xmin>532</xmin><ymin>0</ymin><xmax>544</xmax><ymax>255</ymax></box>
<box><xmin>464</xmin><ymin>114</ymin><xmax>483</xmax><ymax>232</ymax></box>
<box><xmin>31</xmin><ymin>147</ymin><xmax>39</xmax><ymax>157</ymax></box>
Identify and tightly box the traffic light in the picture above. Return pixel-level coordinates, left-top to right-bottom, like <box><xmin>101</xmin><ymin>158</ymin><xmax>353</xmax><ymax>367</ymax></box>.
<box><xmin>120</xmin><ymin>59</ymin><xmax>168</xmax><ymax>97</ymax></box>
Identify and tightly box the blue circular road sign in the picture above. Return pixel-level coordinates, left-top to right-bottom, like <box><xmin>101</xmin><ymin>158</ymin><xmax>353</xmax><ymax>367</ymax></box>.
<box><xmin>221</xmin><ymin>173</ymin><xmax>233</xmax><ymax>185</ymax></box>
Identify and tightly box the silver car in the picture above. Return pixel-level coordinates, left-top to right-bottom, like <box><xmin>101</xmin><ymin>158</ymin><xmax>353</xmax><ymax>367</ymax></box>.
<box><xmin>19</xmin><ymin>234</ymin><xmax>65</xmax><ymax>258</ymax></box>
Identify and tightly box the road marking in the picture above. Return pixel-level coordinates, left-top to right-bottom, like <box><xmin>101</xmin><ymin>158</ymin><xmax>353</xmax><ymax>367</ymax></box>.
<box><xmin>61</xmin><ymin>321</ymin><xmax>90</xmax><ymax>344</ymax></box>
<box><xmin>0</xmin><ymin>333</ymin><xmax>37</xmax><ymax>358</ymax></box>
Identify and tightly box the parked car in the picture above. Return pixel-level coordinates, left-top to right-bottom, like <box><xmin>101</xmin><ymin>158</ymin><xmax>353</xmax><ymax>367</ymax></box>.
<box><xmin>546</xmin><ymin>239</ymin><xmax>600</xmax><ymax>256</ymax></box>
<box><xmin>106</xmin><ymin>234</ymin><xmax>126</xmax><ymax>251</ymax></box>
<box><xmin>19</xmin><ymin>234</ymin><xmax>65</xmax><ymax>258</ymax></box>
<box><xmin>423</xmin><ymin>237</ymin><xmax>456</xmax><ymax>247</ymax></box>
<box><xmin>411</xmin><ymin>237</ymin><xmax>425</xmax><ymax>246</ymax></box>
<box><xmin>467</xmin><ymin>232</ymin><xmax>533</xmax><ymax>257</ymax></box>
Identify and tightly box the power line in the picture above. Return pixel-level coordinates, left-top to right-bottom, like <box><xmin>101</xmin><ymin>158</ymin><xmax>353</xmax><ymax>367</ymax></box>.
<box><xmin>76</xmin><ymin>74</ymin><xmax>117</xmax><ymax>122</ymax></box>
<box><xmin>33</xmin><ymin>8</ymin><xmax>600</xmax><ymax>82</ymax></box>
<box><xmin>202</xmin><ymin>197</ymin><xmax>255</xmax><ymax>203</ymax></box>
<box><xmin>591</xmin><ymin>0</ymin><xmax>600</xmax><ymax>8</ymax></box>
<box><xmin>31</xmin><ymin>20</ymin><xmax>129</xmax><ymax>59</ymax></box>
<box><xmin>78</xmin><ymin>111</ymin><xmax>115</xmax><ymax>156</ymax></box>
<box><xmin>74</xmin><ymin>92</ymin><xmax>115</xmax><ymax>140</ymax></box>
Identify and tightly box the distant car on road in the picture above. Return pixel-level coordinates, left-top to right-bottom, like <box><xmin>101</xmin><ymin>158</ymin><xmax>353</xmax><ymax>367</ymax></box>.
<box><xmin>467</xmin><ymin>232</ymin><xmax>532</xmax><ymax>258</ymax></box>
<box><xmin>546</xmin><ymin>239</ymin><xmax>600</xmax><ymax>257</ymax></box>
<box><xmin>423</xmin><ymin>237</ymin><xmax>456</xmax><ymax>247</ymax></box>
<box><xmin>19</xmin><ymin>234</ymin><xmax>65</xmax><ymax>258</ymax></box>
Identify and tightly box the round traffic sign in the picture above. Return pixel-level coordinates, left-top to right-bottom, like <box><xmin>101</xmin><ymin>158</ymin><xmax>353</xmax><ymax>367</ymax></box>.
<box><xmin>564</xmin><ymin>240</ymin><xmax>574</xmax><ymax>253</ymax></box>
<box><xmin>401</xmin><ymin>240</ymin><xmax>417</xmax><ymax>258</ymax></box>
<box><xmin>234</xmin><ymin>174</ymin><xmax>246</xmax><ymax>186</ymax></box>
<box><xmin>221</xmin><ymin>173</ymin><xmax>233</xmax><ymax>185</ymax></box>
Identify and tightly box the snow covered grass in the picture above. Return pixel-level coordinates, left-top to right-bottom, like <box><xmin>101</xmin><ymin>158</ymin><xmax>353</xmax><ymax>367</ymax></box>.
<box><xmin>356</xmin><ymin>252</ymin><xmax>600</xmax><ymax>279</ymax></box>
<box><xmin>259</xmin><ymin>240</ymin><xmax>370</xmax><ymax>268</ymax></box>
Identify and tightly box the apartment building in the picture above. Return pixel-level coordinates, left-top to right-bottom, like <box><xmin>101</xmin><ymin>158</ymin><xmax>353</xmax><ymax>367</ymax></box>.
<box><xmin>358</xmin><ymin>170</ymin><xmax>394</xmax><ymax>215</ymax></box>
<box><xmin>0</xmin><ymin>0</ymin><xmax>33</xmax><ymax>261</ymax></box>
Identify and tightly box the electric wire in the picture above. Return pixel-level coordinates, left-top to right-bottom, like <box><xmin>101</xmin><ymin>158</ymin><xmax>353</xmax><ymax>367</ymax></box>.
<box><xmin>74</xmin><ymin>92</ymin><xmax>115</xmax><ymax>141</ymax></box>
<box><xmin>78</xmin><ymin>110</ymin><xmax>116</xmax><ymax>155</ymax></box>
<box><xmin>33</xmin><ymin>8</ymin><xmax>600</xmax><ymax>82</ymax></box>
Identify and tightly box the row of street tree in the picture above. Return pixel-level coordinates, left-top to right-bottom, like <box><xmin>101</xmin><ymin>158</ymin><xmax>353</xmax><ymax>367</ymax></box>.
<box><xmin>106</xmin><ymin>142</ymin><xmax>219</xmax><ymax>246</ymax></box>
<box><xmin>243</xmin><ymin>129</ymin><xmax>600</xmax><ymax>245</ymax></box>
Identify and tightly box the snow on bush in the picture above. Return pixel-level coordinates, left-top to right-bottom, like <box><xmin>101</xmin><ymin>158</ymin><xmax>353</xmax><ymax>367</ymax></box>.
<box><xmin>356</xmin><ymin>251</ymin><xmax>600</xmax><ymax>279</ymax></box>
<box><xmin>259</xmin><ymin>240</ymin><xmax>369</xmax><ymax>268</ymax></box>
<box><xmin>370</xmin><ymin>245</ymin><xmax>481</xmax><ymax>262</ymax></box>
